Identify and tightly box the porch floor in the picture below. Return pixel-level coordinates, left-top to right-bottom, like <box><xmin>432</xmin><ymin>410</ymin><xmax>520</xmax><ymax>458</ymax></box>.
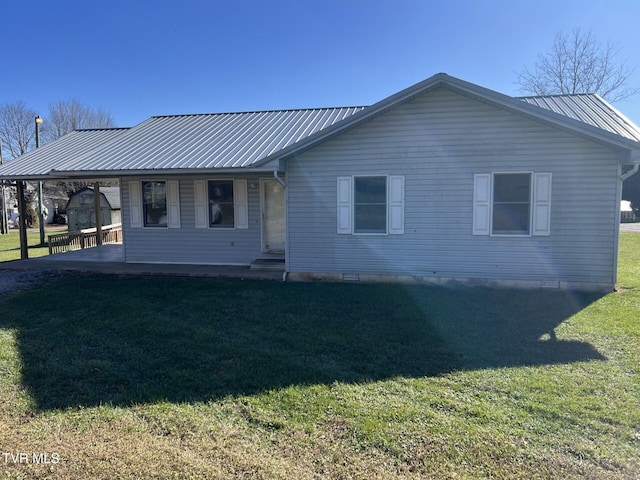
<box><xmin>0</xmin><ymin>245</ymin><xmax>285</xmax><ymax>281</ymax></box>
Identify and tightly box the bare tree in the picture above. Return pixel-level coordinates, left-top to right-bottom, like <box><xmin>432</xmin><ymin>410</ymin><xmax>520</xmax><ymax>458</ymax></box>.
<box><xmin>0</xmin><ymin>101</ymin><xmax>38</xmax><ymax>159</ymax></box>
<box><xmin>44</xmin><ymin>98</ymin><xmax>115</xmax><ymax>141</ymax></box>
<box><xmin>516</xmin><ymin>29</ymin><xmax>638</xmax><ymax>102</ymax></box>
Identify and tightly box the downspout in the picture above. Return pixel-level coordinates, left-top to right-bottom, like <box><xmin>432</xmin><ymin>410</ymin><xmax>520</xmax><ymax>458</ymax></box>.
<box><xmin>273</xmin><ymin>170</ymin><xmax>288</xmax><ymax>281</ymax></box>
<box><xmin>621</xmin><ymin>163</ymin><xmax>639</xmax><ymax>181</ymax></box>
<box><xmin>273</xmin><ymin>170</ymin><xmax>286</xmax><ymax>188</ymax></box>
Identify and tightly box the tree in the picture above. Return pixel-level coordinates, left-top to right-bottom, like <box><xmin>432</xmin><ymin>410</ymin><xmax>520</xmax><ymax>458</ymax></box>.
<box><xmin>0</xmin><ymin>101</ymin><xmax>38</xmax><ymax>159</ymax></box>
<box><xmin>44</xmin><ymin>98</ymin><xmax>115</xmax><ymax>142</ymax></box>
<box><xmin>516</xmin><ymin>28</ymin><xmax>638</xmax><ymax>103</ymax></box>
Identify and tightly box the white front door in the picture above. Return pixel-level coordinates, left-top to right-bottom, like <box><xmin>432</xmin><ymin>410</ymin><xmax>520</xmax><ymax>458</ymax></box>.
<box><xmin>261</xmin><ymin>179</ymin><xmax>285</xmax><ymax>253</ymax></box>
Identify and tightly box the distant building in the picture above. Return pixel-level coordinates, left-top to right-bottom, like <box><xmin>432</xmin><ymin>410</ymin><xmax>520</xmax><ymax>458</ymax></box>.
<box><xmin>621</xmin><ymin>200</ymin><xmax>636</xmax><ymax>222</ymax></box>
<box><xmin>66</xmin><ymin>186</ymin><xmax>121</xmax><ymax>231</ymax></box>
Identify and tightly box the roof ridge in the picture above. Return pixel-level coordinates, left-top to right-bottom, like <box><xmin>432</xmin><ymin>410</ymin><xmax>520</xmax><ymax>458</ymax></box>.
<box><xmin>518</xmin><ymin>93</ymin><xmax>597</xmax><ymax>99</ymax></box>
<box><xmin>75</xmin><ymin>127</ymin><xmax>131</xmax><ymax>132</ymax></box>
<box><xmin>150</xmin><ymin>106</ymin><xmax>368</xmax><ymax>119</ymax></box>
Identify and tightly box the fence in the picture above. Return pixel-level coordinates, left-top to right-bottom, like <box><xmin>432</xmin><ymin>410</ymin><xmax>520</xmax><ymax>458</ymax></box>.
<box><xmin>48</xmin><ymin>223</ymin><xmax>122</xmax><ymax>255</ymax></box>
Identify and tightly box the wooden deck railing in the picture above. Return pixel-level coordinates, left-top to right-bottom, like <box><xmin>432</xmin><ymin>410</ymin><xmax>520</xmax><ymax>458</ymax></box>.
<box><xmin>48</xmin><ymin>223</ymin><xmax>123</xmax><ymax>255</ymax></box>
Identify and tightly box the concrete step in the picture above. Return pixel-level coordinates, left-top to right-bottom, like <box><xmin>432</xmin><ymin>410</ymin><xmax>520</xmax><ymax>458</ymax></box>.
<box><xmin>250</xmin><ymin>258</ymin><xmax>285</xmax><ymax>270</ymax></box>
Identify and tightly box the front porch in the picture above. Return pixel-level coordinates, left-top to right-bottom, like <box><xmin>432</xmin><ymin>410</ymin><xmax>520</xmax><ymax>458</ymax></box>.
<box><xmin>0</xmin><ymin>244</ymin><xmax>285</xmax><ymax>281</ymax></box>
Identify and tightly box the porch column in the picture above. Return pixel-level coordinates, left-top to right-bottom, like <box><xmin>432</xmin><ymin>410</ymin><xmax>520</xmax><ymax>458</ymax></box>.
<box><xmin>93</xmin><ymin>182</ymin><xmax>103</xmax><ymax>246</ymax></box>
<box><xmin>16</xmin><ymin>181</ymin><xmax>28</xmax><ymax>259</ymax></box>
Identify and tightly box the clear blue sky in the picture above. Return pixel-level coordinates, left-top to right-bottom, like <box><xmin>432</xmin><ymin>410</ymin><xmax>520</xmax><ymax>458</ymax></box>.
<box><xmin>4</xmin><ymin>0</ymin><xmax>640</xmax><ymax>127</ymax></box>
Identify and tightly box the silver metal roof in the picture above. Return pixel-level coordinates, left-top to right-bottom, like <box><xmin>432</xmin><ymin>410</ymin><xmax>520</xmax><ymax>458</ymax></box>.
<box><xmin>1</xmin><ymin>73</ymin><xmax>640</xmax><ymax>180</ymax></box>
<box><xmin>519</xmin><ymin>94</ymin><xmax>640</xmax><ymax>143</ymax></box>
<box><xmin>0</xmin><ymin>128</ymin><xmax>129</xmax><ymax>178</ymax></box>
<box><xmin>58</xmin><ymin>107</ymin><xmax>365</xmax><ymax>173</ymax></box>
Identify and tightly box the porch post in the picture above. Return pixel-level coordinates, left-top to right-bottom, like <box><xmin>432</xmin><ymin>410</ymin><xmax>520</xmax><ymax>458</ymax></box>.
<box><xmin>16</xmin><ymin>181</ymin><xmax>28</xmax><ymax>259</ymax></box>
<box><xmin>93</xmin><ymin>182</ymin><xmax>103</xmax><ymax>246</ymax></box>
<box><xmin>0</xmin><ymin>183</ymin><xmax>7</xmax><ymax>235</ymax></box>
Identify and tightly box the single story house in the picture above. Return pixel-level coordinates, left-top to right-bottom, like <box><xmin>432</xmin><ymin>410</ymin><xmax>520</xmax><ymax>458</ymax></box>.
<box><xmin>1</xmin><ymin>73</ymin><xmax>639</xmax><ymax>291</ymax></box>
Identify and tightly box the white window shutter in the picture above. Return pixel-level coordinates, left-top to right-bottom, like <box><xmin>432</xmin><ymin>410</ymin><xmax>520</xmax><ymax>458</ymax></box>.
<box><xmin>167</xmin><ymin>180</ymin><xmax>181</xmax><ymax>229</ymax></box>
<box><xmin>532</xmin><ymin>173</ymin><xmax>552</xmax><ymax>236</ymax></box>
<box><xmin>388</xmin><ymin>175</ymin><xmax>405</xmax><ymax>234</ymax></box>
<box><xmin>194</xmin><ymin>180</ymin><xmax>208</xmax><ymax>228</ymax></box>
<box><xmin>129</xmin><ymin>181</ymin><xmax>142</xmax><ymax>228</ymax></box>
<box><xmin>337</xmin><ymin>176</ymin><xmax>352</xmax><ymax>234</ymax></box>
<box><xmin>473</xmin><ymin>174</ymin><xmax>491</xmax><ymax>235</ymax></box>
<box><xmin>235</xmin><ymin>179</ymin><xmax>249</xmax><ymax>229</ymax></box>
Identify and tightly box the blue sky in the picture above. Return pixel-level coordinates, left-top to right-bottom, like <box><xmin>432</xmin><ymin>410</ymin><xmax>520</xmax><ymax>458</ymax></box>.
<box><xmin>4</xmin><ymin>0</ymin><xmax>640</xmax><ymax>127</ymax></box>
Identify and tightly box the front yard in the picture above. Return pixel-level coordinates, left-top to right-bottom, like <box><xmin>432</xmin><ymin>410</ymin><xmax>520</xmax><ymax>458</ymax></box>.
<box><xmin>0</xmin><ymin>227</ymin><xmax>66</xmax><ymax>262</ymax></box>
<box><xmin>0</xmin><ymin>234</ymin><xmax>638</xmax><ymax>479</ymax></box>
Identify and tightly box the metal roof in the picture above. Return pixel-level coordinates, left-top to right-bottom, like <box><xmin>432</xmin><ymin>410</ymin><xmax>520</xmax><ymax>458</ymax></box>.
<box><xmin>58</xmin><ymin>107</ymin><xmax>366</xmax><ymax>173</ymax></box>
<box><xmin>1</xmin><ymin>73</ymin><xmax>640</xmax><ymax>180</ymax></box>
<box><xmin>519</xmin><ymin>94</ymin><xmax>640</xmax><ymax>143</ymax></box>
<box><xmin>0</xmin><ymin>128</ymin><xmax>129</xmax><ymax>179</ymax></box>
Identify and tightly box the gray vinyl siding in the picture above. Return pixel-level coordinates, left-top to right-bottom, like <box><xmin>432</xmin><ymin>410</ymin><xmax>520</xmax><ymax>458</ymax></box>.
<box><xmin>121</xmin><ymin>175</ymin><xmax>271</xmax><ymax>265</ymax></box>
<box><xmin>286</xmin><ymin>87</ymin><xmax>621</xmax><ymax>288</ymax></box>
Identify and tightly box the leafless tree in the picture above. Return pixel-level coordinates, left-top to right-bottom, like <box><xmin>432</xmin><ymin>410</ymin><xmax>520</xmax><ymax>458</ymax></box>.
<box><xmin>44</xmin><ymin>98</ymin><xmax>115</xmax><ymax>141</ymax></box>
<box><xmin>516</xmin><ymin>28</ymin><xmax>638</xmax><ymax>102</ymax></box>
<box><xmin>0</xmin><ymin>101</ymin><xmax>38</xmax><ymax>159</ymax></box>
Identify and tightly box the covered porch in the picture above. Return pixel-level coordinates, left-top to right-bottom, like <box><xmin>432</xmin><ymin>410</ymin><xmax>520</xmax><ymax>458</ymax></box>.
<box><xmin>0</xmin><ymin>243</ymin><xmax>285</xmax><ymax>280</ymax></box>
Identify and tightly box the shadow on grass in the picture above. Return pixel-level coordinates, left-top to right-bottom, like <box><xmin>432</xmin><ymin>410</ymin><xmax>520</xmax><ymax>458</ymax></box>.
<box><xmin>0</xmin><ymin>275</ymin><xmax>605</xmax><ymax>410</ymax></box>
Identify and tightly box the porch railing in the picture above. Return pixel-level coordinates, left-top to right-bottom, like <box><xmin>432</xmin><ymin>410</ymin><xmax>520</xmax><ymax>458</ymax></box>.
<box><xmin>48</xmin><ymin>223</ymin><xmax>123</xmax><ymax>255</ymax></box>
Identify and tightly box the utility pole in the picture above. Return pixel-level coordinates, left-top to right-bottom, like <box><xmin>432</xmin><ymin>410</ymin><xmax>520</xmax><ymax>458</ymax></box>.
<box><xmin>0</xmin><ymin>139</ymin><xmax>7</xmax><ymax>235</ymax></box>
<box><xmin>35</xmin><ymin>116</ymin><xmax>45</xmax><ymax>245</ymax></box>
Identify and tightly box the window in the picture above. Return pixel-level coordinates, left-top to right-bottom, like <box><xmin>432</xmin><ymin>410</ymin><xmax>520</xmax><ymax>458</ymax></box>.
<box><xmin>354</xmin><ymin>176</ymin><xmax>387</xmax><ymax>234</ymax></box>
<box><xmin>337</xmin><ymin>175</ymin><xmax>404</xmax><ymax>235</ymax></box>
<box><xmin>208</xmin><ymin>180</ymin><xmax>235</xmax><ymax>227</ymax></box>
<box><xmin>142</xmin><ymin>181</ymin><xmax>167</xmax><ymax>227</ymax></box>
<box><xmin>492</xmin><ymin>173</ymin><xmax>531</xmax><ymax>235</ymax></box>
<box><xmin>194</xmin><ymin>179</ymin><xmax>248</xmax><ymax>229</ymax></box>
<box><xmin>472</xmin><ymin>172</ymin><xmax>552</xmax><ymax>237</ymax></box>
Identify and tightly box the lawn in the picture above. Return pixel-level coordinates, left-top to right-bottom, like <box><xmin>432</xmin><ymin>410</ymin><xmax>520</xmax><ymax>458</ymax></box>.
<box><xmin>0</xmin><ymin>235</ymin><xmax>638</xmax><ymax>479</ymax></box>
<box><xmin>0</xmin><ymin>227</ymin><xmax>66</xmax><ymax>262</ymax></box>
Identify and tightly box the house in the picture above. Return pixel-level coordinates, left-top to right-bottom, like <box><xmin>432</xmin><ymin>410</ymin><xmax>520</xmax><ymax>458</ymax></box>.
<box><xmin>1</xmin><ymin>73</ymin><xmax>639</xmax><ymax>291</ymax></box>
<box><xmin>66</xmin><ymin>186</ymin><xmax>121</xmax><ymax>232</ymax></box>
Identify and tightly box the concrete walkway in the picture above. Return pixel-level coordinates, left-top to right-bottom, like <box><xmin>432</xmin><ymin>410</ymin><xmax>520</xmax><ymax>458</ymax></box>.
<box><xmin>620</xmin><ymin>222</ymin><xmax>640</xmax><ymax>233</ymax></box>
<box><xmin>0</xmin><ymin>245</ymin><xmax>285</xmax><ymax>281</ymax></box>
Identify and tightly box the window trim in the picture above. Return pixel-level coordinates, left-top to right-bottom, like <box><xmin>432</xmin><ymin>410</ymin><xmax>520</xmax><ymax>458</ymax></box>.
<box><xmin>473</xmin><ymin>171</ymin><xmax>552</xmax><ymax>238</ymax></box>
<box><xmin>490</xmin><ymin>171</ymin><xmax>533</xmax><ymax>237</ymax></box>
<box><xmin>337</xmin><ymin>174</ymin><xmax>405</xmax><ymax>236</ymax></box>
<box><xmin>353</xmin><ymin>174</ymin><xmax>389</xmax><ymax>236</ymax></box>
<box><xmin>207</xmin><ymin>178</ymin><xmax>237</xmax><ymax>230</ymax></box>
<box><xmin>141</xmin><ymin>179</ymin><xmax>169</xmax><ymax>229</ymax></box>
<box><xmin>194</xmin><ymin>178</ymin><xmax>249</xmax><ymax>230</ymax></box>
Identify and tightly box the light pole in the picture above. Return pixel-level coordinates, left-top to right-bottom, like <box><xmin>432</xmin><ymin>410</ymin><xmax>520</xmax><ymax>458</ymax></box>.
<box><xmin>35</xmin><ymin>116</ymin><xmax>45</xmax><ymax>245</ymax></box>
<box><xmin>0</xmin><ymin>139</ymin><xmax>7</xmax><ymax>235</ymax></box>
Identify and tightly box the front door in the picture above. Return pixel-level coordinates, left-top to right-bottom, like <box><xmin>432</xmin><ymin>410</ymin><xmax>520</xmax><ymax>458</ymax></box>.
<box><xmin>261</xmin><ymin>179</ymin><xmax>285</xmax><ymax>253</ymax></box>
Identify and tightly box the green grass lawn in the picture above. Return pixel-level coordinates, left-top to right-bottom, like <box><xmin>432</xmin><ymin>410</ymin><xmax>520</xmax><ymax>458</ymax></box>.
<box><xmin>0</xmin><ymin>227</ymin><xmax>67</xmax><ymax>262</ymax></box>
<box><xmin>0</xmin><ymin>234</ymin><xmax>638</xmax><ymax>479</ymax></box>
